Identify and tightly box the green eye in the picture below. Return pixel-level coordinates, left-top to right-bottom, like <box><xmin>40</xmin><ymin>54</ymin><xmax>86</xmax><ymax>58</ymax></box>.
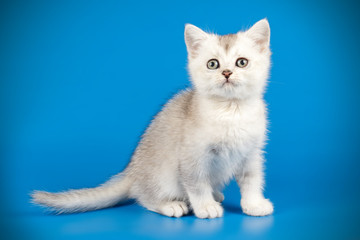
<box><xmin>236</xmin><ymin>58</ymin><xmax>249</xmax><ymax>68</ymax></box>
<box><xmin>207</xmin><ymin>59</ymin><xmax>220</xmax><ymax>69</ymax></box>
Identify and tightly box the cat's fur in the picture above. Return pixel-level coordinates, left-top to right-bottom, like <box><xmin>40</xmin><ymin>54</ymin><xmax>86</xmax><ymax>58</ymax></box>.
<box><xmin>32</xmin><ymin>19</ymin><xmax>273</xmax><ymax>218</ymax></box>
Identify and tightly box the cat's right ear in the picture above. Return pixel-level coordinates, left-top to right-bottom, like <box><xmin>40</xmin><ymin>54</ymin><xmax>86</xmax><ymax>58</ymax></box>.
<box><xmin>184</xmin><ymin>24</ymin><xmax>208</xmax><ymax>57</ymax></box>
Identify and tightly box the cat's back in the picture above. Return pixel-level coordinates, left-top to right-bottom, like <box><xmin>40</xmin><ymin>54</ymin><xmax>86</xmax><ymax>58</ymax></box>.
<box><xmin>136</xmin><ymin>88</ymin><xmax>194</xmax><ymax>149</ymax></box>
<box><xmin>153</xmin><ymin>88</ymin><xmax>194</xmax><ymax>127</ymax></box>
<box><xmin>165</xmin><ymin>88</ymin><xmax>194</xmax><ymax>116</ymax></box>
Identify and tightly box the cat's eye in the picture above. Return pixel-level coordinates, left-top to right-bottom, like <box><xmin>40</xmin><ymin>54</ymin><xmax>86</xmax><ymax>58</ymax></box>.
<box><xmin>236</xmin><ymin>58</ymin><xmax>248</xmax><ymax>68</ymax></box>
<box><xmin>207</xmin><ymin>59</ymin><xmax>220</xmax><ymax>69</ymax></box>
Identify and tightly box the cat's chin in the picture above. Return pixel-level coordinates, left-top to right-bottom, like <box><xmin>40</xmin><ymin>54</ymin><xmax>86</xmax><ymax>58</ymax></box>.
<box><xmin>214</xmin><ymin>85</ymin><xmax>244</xmax><ymax>99</ymax></box>
<box><xmin>203</xmin><ymin>86</ymin><xmax>258</xmax><ymax>101</ymax></box>
<box><xmin>207</xmin><ymin>91</ymin><xmax>246</xmax><ymax>101</ymax></box>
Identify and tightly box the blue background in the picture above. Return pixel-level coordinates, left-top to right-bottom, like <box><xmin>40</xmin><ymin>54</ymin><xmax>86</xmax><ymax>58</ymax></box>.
<box><xmin>1</xmin><ymin>0</ymin><xmax>360</xmax><ymax>239</ymax></box>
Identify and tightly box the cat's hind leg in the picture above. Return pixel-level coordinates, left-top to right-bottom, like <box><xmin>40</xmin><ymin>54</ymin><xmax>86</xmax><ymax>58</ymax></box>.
<box><xmin>157</xmin><ymin>201</ymin><xmax>189</xmax><ymax>217</ymax></box>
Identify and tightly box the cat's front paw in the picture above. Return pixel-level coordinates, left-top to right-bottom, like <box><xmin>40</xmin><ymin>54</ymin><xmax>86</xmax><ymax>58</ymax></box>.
<box><xmin>193</xmin><ymin>201</ymin><xmax>224</xmax><ymax>219</ymax></box>
<box><xmin>241</xmin><ymin>198</ymin><xmax>273</xmax><ymax>216</ymax></box>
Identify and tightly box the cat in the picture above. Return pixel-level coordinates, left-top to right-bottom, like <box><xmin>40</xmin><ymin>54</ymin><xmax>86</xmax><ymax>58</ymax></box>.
<box><xmin>32</xmin><ymin>19</ymin><xmax>274</xmax><ymax>219</ymax></box>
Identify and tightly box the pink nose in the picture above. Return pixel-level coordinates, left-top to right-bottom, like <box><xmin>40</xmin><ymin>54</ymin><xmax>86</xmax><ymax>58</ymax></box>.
<box><xmin>222</xmin><ymin>70</ymin><xmax>233</xmax><ymax>79</ymax></box>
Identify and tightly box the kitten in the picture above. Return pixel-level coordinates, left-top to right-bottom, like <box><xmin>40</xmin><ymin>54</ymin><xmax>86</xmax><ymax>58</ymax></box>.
<box><xmin>32</xmin><ymin>19</ymin><xmax>274</xmax><ymax>218</ymax></box>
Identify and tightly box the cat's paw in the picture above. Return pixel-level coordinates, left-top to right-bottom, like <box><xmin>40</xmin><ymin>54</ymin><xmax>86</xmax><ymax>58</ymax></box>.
<box><xmin>213</xmin><ymin>191</ymin><xmax>225</xmax><ymax>203</ymax></box>
<box><xmin>159</xmin><ymin>201</ymin><xmax>189</xmax><ymax>218</ymax></box>
<box><xmin>194</xmin><ymin>201</ymin><xmax>224</xmax><ymax>219</ymax></box>
<box><xmin>241</xmin><ymin>198</ymin><xmax>273</xmax><ymax>216</ymax></box>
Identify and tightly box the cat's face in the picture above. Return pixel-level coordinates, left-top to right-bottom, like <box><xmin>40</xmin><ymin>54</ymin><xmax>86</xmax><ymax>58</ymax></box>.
<box><xmin>185</xmin><ymin>19</ymin><xmax>271</xmax><ymax>100</ymax></box>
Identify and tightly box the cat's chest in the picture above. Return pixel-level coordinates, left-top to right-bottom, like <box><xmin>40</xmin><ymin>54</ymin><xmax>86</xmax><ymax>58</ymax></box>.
<box><xmin>201</xmin><ymin>100</ymin><xmax>266</xmax><ymax>155</ymax></box>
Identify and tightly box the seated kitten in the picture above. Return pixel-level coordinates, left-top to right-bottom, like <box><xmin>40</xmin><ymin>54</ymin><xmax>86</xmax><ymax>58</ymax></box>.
<box><xmin>32</xmin><ymin>19</ymin><xmax>274</xmax><ymax>218</ymax></box>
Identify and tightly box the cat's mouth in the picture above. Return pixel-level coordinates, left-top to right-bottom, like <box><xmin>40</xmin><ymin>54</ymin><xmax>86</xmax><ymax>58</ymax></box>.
<box><xmin>221</xmin><ymin>78</ymin><xmax>236</xmax><ymax>87</ymax></box>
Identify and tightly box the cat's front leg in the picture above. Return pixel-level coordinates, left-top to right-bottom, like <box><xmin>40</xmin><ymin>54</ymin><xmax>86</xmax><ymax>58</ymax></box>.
<box><xmin>186</xmin><ymin>183</ymin><xmax>224</xmax><ymax>219</ymax></box>
<box><xmin>180</xmin><ymin>162</ymin><xmax>223</xmax><ymax>218</ymax></box>
<box><xmin>236</xmin><ymin>152</ymin><xmax>274</xmax><ymax>216</ymax></box>
<box><xmin>213</xmin><ymin>191</ymin><xmax>225</xmax><ymax>203</ymax></box>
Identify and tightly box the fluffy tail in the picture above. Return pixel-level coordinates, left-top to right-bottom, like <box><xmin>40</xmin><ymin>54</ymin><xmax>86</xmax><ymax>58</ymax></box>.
<box><xmin>31</xmin><ymin>172</ymin><xmax>132</xmax><ymax>213</ymax></box>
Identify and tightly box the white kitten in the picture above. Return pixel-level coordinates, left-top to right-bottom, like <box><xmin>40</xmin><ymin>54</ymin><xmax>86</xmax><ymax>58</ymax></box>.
<box><xmin>32</xmin><ymin>19</ymin><xmax>273</xmax><ymax>218</ymax></box>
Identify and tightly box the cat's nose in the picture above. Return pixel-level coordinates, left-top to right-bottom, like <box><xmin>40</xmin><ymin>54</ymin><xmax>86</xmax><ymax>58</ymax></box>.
<box><xmin>222</xmin><ymin>70</ymin><xmax>233</xmax><ymax>79</ymax></box>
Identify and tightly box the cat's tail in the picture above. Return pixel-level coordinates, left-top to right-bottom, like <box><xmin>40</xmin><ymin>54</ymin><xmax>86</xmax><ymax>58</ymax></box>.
<box><xmin>31</xmin><ymin>172</ymin><xmax>132</xmax><ymax>214</ymax></box>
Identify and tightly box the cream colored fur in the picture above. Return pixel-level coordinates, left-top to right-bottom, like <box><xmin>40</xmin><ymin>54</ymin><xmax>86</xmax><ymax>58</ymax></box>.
<box><xmin>32</xmin><ymin>19</ymin><xmax>273</xmax><ymax>218</ymax></box>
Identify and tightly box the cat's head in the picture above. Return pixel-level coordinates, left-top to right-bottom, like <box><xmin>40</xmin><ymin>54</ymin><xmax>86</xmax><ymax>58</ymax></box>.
<box><xmin>185</xmin><ymin>19</ymin><xmax>271</xmax><ymax>100</ymax></box>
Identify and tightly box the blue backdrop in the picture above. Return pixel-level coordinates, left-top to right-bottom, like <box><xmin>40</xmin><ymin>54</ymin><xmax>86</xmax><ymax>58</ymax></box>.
<box><xmin>1</xmin><ymin>0</ymin><xmax>360</xmax><ymax>239</ymax></box>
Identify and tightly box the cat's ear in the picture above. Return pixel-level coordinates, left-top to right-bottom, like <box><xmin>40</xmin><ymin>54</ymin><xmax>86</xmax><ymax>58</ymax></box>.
<box><xmin>245</xmin><ymin>19</ymin><xmax>270</xmax><ymax>51</ymax></box>
<box><xmin>184</xmin><ymin>24</ymin><xmax>208</xmax><ymax>57</ymax></box>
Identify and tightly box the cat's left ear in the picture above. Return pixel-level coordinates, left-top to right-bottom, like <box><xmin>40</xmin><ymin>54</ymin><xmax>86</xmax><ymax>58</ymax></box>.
<box><xmin>245</xmin><ymin>19</ymin><xmax>270</xmax><ymax>52</ymax></box>
<box><xmin>184</xmin><ymin>24</ymin><xmax>208</xmax><ymax>57</ymax></box>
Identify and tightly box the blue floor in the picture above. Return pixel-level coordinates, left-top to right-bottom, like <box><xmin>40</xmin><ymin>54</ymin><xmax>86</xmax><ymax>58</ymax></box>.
<box><xmin>4</xmin><ymin>180</ymin><xmax>359</xmax><ymax>240</ymax></box>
